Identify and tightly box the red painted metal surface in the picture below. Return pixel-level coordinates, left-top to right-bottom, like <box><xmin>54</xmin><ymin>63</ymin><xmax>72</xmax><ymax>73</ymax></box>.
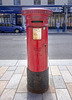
<box><xmin>22</xmin><ymin>8</ymin><xmax>53</xmax><ymax>72</ymax></box>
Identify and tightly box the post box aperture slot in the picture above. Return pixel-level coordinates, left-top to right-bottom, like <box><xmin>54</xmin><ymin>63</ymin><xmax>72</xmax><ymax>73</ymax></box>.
<box><xmin>31</xmin><ymin>21</ymin><xmax>43</xmax><ymax>23</ymax></box>
<box><xmin>33</xmin><ymin>28</ymin><xmax>42</xmax><ymax>40</ymax></box>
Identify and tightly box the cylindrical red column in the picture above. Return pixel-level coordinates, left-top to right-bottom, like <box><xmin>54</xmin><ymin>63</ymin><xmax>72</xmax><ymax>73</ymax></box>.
<box><xmin>22</xmin><ymin>8</ymin><xmax>53</xmax><ymax>93</ymax></box>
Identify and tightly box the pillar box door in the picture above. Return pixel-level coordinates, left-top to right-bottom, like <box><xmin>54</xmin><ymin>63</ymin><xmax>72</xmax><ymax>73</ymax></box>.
<box><xmin>22</xmin><ymin>8</ymin><xmax>53</xmax><ymax>94</ymax></box>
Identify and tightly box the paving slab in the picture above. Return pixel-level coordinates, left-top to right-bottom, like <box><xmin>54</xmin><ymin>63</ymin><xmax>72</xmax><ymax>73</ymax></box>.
<box><xmin>23</xmin><ymin>66</ymin><xmax>27</xmax><ymax>76</ymax></box>
<box><xmin>0</xmin><ymin>89</ymin><xmax>16</xmax><ymax>100</ymax></box>
<box><xmin>16</xmin><ymin>60</ymin><xmax>27</xmax><ymax>66</ymax></box>
<box><xmin>49</xmin><ymin>75</ymin><xmax>54</xmax><ymax>87</ymax></box>
<box><xmin>27</xmin><ymin>92</ymin><xmax>42</xmax><ymax>100</ymax></box>
<box><xmin>0</xmin><ymin>67</ymin><xmax>8</xmax><ymax>78</ymax></box>
<box><xmin>13</xmin><ymin>93</ymin><xmax>27</xmax><ymax>100</ymax></box>
<box><xmin>50</xmin><ymin>66</ymin><xmax>61</xmax><ymax>75</ymax></box>
<box><xmin>53</xmin><ymin>76</ymin><xmax>66</xmax><ymax>89</ymax></box>
<box><xmin>8</xmin><ymin>66</ymin><xmax>17</xmax><ymax>71</ymax></box>
<box><xmin>0</xmin><ymin>81</ymin><xmax>8</xmax><ymax>96</ymax></box>
<box><xmin>49</xmin><ymin>66</ymin><xmax>52</xmax><ymax>75</ymax></box>
<box><xmin>17</xmin><ymin>76</ymin><xmax>27</xmax><ymax>93</ymax></box>
<box><xmin>58</xmin><ymin>66</ymin><xmax>67</xmax><ymax>71</ymax></box>
<box><xmin>0</xmin><ymin>60</ymin><xmax>17</xmax><ymax>66</ymax></box>
<box><xmin>56</xmin><ymin>89</ymin><xmax>71</xmax><ymax>100</ymax></box>
<box><xmin>66</xmin><ymin>83</ymin><xmax>72</xmax><ymax>98</ymax></box>
<box><xmin>15</xmin><ymin>67</ymin><xmax>25</xmax><ymax>74</ymax></box>
<box><xmin>67</xmin><ymin>66</ymin><xmax>72</xmax><ymax>75</ymax></box>
<box><xmin>0</xmin><ymin>71</ymin><xmax>14</xmax><ymax>81</ymax></box>
<box><xmin>6</xmin><ymin>74</ymin><xmax>22</xmax><ymax>89</ymax></box>
<box><xmin>49</xmin><ymin>60</ymin><xmax>72</xmax><ymax>66</ymax></box>
<box><xmin>48</xmin><ymin>86</ymin><xmax>55</xmax><ymax>93</ymax></box>
<box><xmin>43</xmin><ymin>93</ymin><xmax>57</xmax><ymax>100</ymax></box>
<box><xmin>48</xmin><ymin>75</ymin><xmax>56</xmax><ymax>93</ymax></box>
<box><xmin>14</xmin><ymin>92</ymin><xmax>42</xmax><ymax>100</ymax></box>
<box><xmin>61</xmin><ymin>71</ymin><xmax>72</xmax><ymax>83</ymax></box>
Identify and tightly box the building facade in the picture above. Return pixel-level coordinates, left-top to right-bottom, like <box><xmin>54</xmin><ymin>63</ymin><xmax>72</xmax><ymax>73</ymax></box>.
<box><xmin>1</xmin><ymin>0</ymin><xmax>68</xmax><ymax>5</ymax></box>
<box><xmin>0</xmin><ymin>0</ymin><xmax>72</xmax><ymax>29</ymax></box>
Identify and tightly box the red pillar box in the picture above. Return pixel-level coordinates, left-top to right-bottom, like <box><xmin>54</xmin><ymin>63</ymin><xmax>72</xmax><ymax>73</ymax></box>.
<box><xmin>22</xmin><ymin>8</ymin><xmax>53</xmax><ymax>93</ymax></box>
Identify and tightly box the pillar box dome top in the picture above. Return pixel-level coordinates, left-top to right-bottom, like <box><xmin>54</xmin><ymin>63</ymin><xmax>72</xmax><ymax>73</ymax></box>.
<box><xmin>22</xmin><ymin>8</ymin><xmax>53</xmax><ymax>27</ymax></box>
<box><xmin>22</xmin><ymin>8</ymin><xmax>53</xmax><ymax>17</ymax></box>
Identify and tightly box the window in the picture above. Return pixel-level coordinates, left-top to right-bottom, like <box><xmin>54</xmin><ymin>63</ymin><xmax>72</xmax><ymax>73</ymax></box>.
<box><xmin>68</xmin><ymin>0</ymin><xmax>72</xmax><ymax>4</ymax></box>
<box><xmin>48</xmin><ymin>14</ymin><xmax>65</xmax><ymax>28</ymax></box>
<box><xmin>48</xmin><ymin>15</ymin><xmax>55</xmax><ymax>27</ymax></box>
<box><xmin>0</xmin><ymin>23</ymin><xmax>3</xmax><ymax>26</ymax></box>
<box><xmin>14</xmin><ymin>0</ymin><xmax>20</xmax><ymax>5</ymax></box>
<box><xmin>68</xmin><ymin>14</ymin><xmax>72</xmax><ymax>27</ymax></box>
<box><xmin>17</xmin><ymin>14</ymin><xmax>22</xmax><ymax>26</ymax></box>
<box><xmin>60</xmin><ymin>14</ymin><xmax>65</xmax><ymax>27</ymax></box>
<box><xmin>34</xmin><ymin>0</ymin><xmax>41</xmax><ymax>5</ymax></box>
<box><xmin>0</xmin><ymin>0</ymin><xmax>2</xmax><ymax>5</ymax></box>
<box><xmin>5</xmin><ymin>24</ymin><xmax>11</xmax><ymax>27</ymax></box>
<box><xmin>48</xmin><ymin>0</ymin><xmax>54</xmax><ymax>4</ymax></box>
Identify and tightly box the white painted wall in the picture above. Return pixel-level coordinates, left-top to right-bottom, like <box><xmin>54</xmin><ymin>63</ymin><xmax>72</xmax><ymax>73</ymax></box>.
<box><xmin>41</xmin><ymin>0</ymin><xmax>48</xmax><ymax>5</ymax></box>
<box><xmin>2</xmin><ymin>0</ymin><xmax>13</xmax><ymax>5</ymax></box>
<box><xmin>2</xmin><ymin>0</ymin><xmax>68</xmax><ymax>5</ymax></box>
<box><xmin>55</xmin><ymin>0</ymin><xmax>68</xmax><ymax>5</ymax></box>
<box><xmin>21</xmin><ymin>0</ymin><xmax>34</xmax><ymax>5</ymax></box>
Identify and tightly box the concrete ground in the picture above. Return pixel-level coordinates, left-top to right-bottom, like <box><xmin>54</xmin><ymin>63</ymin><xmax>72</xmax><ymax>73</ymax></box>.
<box><xmin>0</xmin><ymin>60</ymin><xmax>72</xmax><ymax>100</ymax></box>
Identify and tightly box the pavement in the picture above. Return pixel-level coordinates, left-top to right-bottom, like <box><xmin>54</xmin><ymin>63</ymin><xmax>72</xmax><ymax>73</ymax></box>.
<box><xmin>48</xmin><ymin>29</ymin><xmax>72</xmax><ymax>34</ymax></box>
<box><xmin>0</xmin><ymin>29</ymin><xmax>72</xmax><ymax>36</ymax></box>
<box><xmin>0</xmin><ymin>60</ymin><xmax>72</xmax><ymax>100</ymax></box>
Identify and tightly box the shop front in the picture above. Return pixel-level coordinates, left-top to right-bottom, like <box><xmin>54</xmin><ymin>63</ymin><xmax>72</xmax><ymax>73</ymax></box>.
<box><xmin>46</xmin><ymin>6</ymin><xmax>72</xmax><ymax>29</ymax></box>
<box><xmin>0</xmin><ymin>6</ymin><xmax>22</xmax><ymax>26</ymax></box>
<box><xmin>48</xmin><ymin>13</ymin><xmax>65</xmax><ymax>29</ymax></box>
<box><xmin>48</xmin><ymin>13</ymin><xmax>72</xmax><ymax>29</ymax></box>
<box><xmin>0</xmin><ymin>5</ymin><xmax>72</xmax><ymax>29</ymax></box>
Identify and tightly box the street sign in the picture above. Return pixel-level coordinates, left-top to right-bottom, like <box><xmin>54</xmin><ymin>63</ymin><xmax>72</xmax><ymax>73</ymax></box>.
<box><xmin>46</xmin><ymin>7</ymin><xmax>63</xmax><ymax>12</ymax></box>
<box><xmin>60</xmin><ymin>6</ymin><xmax>64</xmax><ymax>13</ymax></box>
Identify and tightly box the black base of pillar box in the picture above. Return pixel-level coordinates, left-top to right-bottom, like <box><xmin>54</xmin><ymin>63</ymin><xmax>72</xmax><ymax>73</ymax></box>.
<box><xmin>27</xmin><ymin>68</ymin><xmax>49</xmax><ymax>94</ymax></box>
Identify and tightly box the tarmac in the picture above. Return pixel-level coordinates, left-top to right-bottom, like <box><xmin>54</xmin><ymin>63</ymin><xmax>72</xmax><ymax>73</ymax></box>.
<box><xmin>0</xmin><ymin>60</ymin><xmax>72</xmax><ymax>100</ymax></box>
